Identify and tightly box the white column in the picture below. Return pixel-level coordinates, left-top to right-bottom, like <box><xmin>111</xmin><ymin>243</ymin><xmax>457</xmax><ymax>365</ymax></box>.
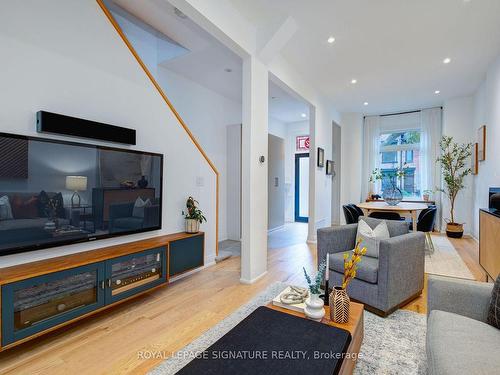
<box><xmin>307</xmin><ymin>105</ymin><xmax>317</xmax><ymax>243</ymax></box>
<box><xmin>240</xmin><ymin>55</ymin><xmax>269</xmax><ymax>283</ymax></box>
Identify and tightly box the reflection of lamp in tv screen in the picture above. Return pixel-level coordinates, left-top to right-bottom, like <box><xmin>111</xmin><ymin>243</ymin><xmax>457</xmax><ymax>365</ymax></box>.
<box><xmin>66</xmin><ymin>176</ymin><xmax>87</xmax><ymax>208</ymax></box>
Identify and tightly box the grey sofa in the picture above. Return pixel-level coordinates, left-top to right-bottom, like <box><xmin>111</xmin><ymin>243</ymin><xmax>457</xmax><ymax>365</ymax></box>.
<box><xmin>427</xmin><ymin>275</ymin><xmax>499</xmax><ymax>375</ymax></box>
<box><xmin>317</xmin><ymin>216</ymin><xmax>425</xmax><ymax>316</ymax></box>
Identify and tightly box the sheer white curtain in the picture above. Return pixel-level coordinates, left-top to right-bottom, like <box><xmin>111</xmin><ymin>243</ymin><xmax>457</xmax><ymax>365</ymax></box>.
<box><xmin>420</xmin><ymin>107</ymin><xmax>442</xmax><ymax>229</ymax></box>
<box><xmin>361</xmin><ymin>115</ymin><xmax>381</xmax><ymax>201</ymax></box>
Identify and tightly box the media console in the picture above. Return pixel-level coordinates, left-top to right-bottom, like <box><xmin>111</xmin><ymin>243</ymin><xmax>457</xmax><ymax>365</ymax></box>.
<box><xmin>0</xmin><ymin>231</ymin><xmax>204</xmax><ymax>351</ymax></box>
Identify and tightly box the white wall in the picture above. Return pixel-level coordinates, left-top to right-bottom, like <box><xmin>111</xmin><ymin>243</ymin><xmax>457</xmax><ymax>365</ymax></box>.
<box><xmin>472</xmin><ymin>53</ymin><xmax>500</xmax><ymax>239</ymax></box>
<box><xmin>157</xmin><ymin>67</ymin><xmax>241</xmax><ymax>242</ymax></box>
<box><xmin>339</xmin><ymin>113</ymin><xmax>363</xmax><ymax>223</ymax></box>
<box><xmin>442</xmin><ymin>96</ymin><xmax>475</xmax><ymax>234</ymax></box>
<box><xmin>269</xmin><ymin>117</ymin><xmax>286</xmax><ymax>139</ymax></box>
<box><xmin>0</xmin><ymin>1</ymin><xmax>217</xmax><ymax>267</ymax></box>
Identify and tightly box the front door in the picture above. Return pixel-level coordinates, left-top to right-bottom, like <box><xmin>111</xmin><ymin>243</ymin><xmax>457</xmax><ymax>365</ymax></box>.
<box><xmin>294</xmin><ymin>153</ymin><xmax>309</xmax><ymax>223</ymax></box>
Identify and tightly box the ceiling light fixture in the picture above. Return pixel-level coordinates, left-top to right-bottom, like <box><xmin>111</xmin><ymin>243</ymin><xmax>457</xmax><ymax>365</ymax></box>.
<box><xmin>434</xmin><ymin>90</ymin><xmax>440</xmax><ymax>94</ymax></box>
<box><xmin>327</xmin><ymin>36</ymin><xmax>335</xmax><ymax>44</ymax></box>
<box><xmin>351</xmin><ymin>79</ymin><xmax>357</xmax><ymax>84</ymax></box>
<box><xmin>443</xmin><ymin>57</ymin><xmax>451</xmax><ymax>64</ymax></box>
<box><xmin>363</xmin><ymin>102</ymin><xmax>368</xmax><ymax>106</ymax></box>
<box><xmin>301</xmin><ymin>113</ymin><xmax>307</xmax><ymax>118</ymax></box>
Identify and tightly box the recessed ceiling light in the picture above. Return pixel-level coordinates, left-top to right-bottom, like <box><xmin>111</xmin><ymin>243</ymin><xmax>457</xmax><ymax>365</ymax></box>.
<box><xmin>434</xmin><ymin>90</ymin><xmax>440</xmax><ymax>94</ymax></box>
<box><xmin>363</xmin><ymin>102</ymin><xmax>368</xmax><ymax>106</ymax></box>
<box><xmin>327</xmin><ymin>36</ymin><xmax>335</xmax><ymax>44</ymax></box>
<box><xmin>224</xmin><ymin>68</ymin><xmax>232</xmax><ymax>73</ymax></box>
<box><xmin>443</xmin><ymin>57</ymin><xmax>451</xmax><ymax>64</ymax></box>
<box><xmin>301</xmin><ymin>113</ymin><xmax>307</xmax><ymax>118</ymax></box>
<box><xmin>351</xmin><ymin>79</ymin><xmax>357</xmax><ymax>84</ymax></box>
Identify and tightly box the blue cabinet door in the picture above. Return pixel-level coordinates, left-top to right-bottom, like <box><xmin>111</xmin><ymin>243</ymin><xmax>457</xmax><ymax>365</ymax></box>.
<box><xmin>169</xmin><ymin>234</ymin><xmax>204</xmax><ymax>277</ymax></box>
<box><xmin>104</xmin><ymin>247</ymin><xmax>167</xmax><ymax>305</ymax></box>
<box><xmin>1</xmin><ymin>262</ymin><xmax>106</xmax><ymax>347</ymax></box>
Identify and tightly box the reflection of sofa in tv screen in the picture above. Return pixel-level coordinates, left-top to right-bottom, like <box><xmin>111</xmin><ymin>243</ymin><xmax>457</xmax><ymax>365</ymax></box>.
<box><xmin>0</xmin><ymin>191</ymin><xmax>70</xmax><ymax>248</ymax></box>
<box><xmin>108</xmin><ymin>199</ymin><xmax>160</xmax><ymax>234</ymax></box>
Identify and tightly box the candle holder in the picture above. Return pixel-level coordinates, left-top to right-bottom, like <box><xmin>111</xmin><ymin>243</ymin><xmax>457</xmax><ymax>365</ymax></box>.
<box><xmin>323</xmin><ymin>279</ymin><xmax>329</xmax><ymax>305</ymax></box>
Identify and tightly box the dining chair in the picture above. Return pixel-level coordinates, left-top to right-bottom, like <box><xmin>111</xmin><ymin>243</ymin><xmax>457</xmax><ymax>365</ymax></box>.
<box><xmin>368</xmin><ymin>211</ymin><xmax>403</xmax><ymax>221</ymax></box>
<box><xmin>410</xmin><ymin>206</ymin><xmax>437</xmax><ymax>253</ymax></box>
<box><xmin>342</xmin><ymin>205</ymin><xmax>357</xmax><ymax>224</ymax></box>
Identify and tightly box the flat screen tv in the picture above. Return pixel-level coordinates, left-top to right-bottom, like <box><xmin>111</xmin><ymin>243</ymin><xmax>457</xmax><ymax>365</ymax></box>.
<box><xmin>0</xmin><ymin>132</ymin><xmax>163</xmax><ymax>256</ymax></box>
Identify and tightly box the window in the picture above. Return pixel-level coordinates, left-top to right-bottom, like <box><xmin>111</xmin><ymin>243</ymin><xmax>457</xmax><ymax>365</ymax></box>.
<box><xmin>379</xmin><ymin>131</ymin><xmax>421</xmax><ymax>198</ymax></box>
<box><xmin>382</xmin><ymin>151</ymin><xmax>397</xmax><ymax>163</ymax></box>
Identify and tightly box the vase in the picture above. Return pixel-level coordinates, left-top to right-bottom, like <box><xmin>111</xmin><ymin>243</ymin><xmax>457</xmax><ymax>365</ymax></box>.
<box><xmin>137</xmin><ymin>176</ymin><xmax>148</xmax><ymax>188</ymax></box>
<box><xmin>185</xmin><ymin>218</ymin><xmax>200</xmax><ymax>233</ymax></box>
<box><xmin>304</xmin><ymin>293</ymin><xmax>325</xmax><ymax>321</ymax></box>
<box><xmin>383</xmin><ymin>186</ymin><xmax>403</xmax><ymax>206</ymax></box>
<box><xmin>329</xmin><ymin>286</ymin><xmax>350</xmax><ymax>323</ymax></box>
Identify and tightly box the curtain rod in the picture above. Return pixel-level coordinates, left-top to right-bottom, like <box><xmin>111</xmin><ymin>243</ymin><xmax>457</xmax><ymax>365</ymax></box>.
<box><xmin>363</xmin><ymin>106</ymin><xmax>443</xmax><ymax>119</ymax></box>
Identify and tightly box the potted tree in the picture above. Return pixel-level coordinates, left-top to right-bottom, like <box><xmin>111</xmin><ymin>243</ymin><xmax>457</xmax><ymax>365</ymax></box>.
<box><xmin>183</xmin><ymin>196</ymin><xmax>207</xmax><ymax>233</ymax></box>
<box><xmin>436</xmin><ymin>136</ymin><xmax>472</xmax><ymax>238</ymax></box>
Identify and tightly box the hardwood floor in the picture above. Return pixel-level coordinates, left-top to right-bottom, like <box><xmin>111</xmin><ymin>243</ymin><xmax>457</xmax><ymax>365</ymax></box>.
<box><xmin>0</xmin><ymin>232</ymin><xmax>485</xmax><ymax>375</ymax></box>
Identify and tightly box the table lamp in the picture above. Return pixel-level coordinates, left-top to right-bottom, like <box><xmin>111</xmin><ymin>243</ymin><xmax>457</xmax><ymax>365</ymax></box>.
<box><xmin>66</xmin><ymin>176</ymin><xmax>87</xmax><ymax>208</ymax></box>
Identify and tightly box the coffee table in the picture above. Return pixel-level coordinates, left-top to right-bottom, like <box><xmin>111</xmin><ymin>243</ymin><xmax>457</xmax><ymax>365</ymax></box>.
<box><xmin>267</xmin><ymin>301</ymin><xmax>364</xmax><ymax>375</ymax></box>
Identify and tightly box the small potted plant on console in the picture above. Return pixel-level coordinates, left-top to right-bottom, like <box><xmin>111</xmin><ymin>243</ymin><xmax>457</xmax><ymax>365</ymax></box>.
<box><xmin>183</xmin><ymin>196</ymin><xmax>206</xmax><ymax>233</ymax></box>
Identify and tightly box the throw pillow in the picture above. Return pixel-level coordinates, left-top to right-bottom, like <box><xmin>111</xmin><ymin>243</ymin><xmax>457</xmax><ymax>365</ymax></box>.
<box><xmin>356</xmin><ymin>218</ymin><xmax>390</xmax><ymax>258</ymax></box>
<box><xmin>37</xmin><ymin>191</ymin><xmax>66</xmax><ymax>218</ymax></box>
<box><xmin>132</xmin><ymin>197</ymin><xmax>152</xmax><ymax>218</ymax></box>
<box><xmin>487</xmin><ymin>275</ymin><xmax>500</xmax><ymax>329</ymax></box>
<box><xmin>11</xmin><ymin>195</ymin><xmax>39</xmax><ymax>219</ymax></box>
<box><xmin>0</xmin><ymin>195</ymin><xmax>14</xmax><ymax>220</ymax></box>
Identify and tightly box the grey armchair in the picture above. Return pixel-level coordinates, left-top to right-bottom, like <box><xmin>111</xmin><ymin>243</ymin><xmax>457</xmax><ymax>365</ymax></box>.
<box><xmin>317</xmin><ymin>216</ymin><xmax>425</xmax><ymax>316</ymax></box>
<box><xmin>426</xmin><ymin>275</ymin><xmax>499</xmax><ymax>375</ymax></box>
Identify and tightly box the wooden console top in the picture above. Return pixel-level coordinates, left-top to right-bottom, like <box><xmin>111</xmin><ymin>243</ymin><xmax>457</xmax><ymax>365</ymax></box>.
<box><xmin>0</xmin><ymin>232</ymin><xmax>203</xmax><ymax>285</ymax></box>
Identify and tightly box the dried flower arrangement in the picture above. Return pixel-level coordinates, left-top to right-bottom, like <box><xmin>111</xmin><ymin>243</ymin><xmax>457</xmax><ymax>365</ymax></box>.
<box><xmin>341</xmin><ymin>240</ymin><xmax>367</xmax><ymax>289</ymax></box>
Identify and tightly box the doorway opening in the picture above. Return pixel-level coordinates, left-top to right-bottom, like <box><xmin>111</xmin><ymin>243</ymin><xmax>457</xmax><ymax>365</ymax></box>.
<box><xmin>294</xmin><ymin>153</ymin><xmax>309</xmax><ymax>222</ymax></box>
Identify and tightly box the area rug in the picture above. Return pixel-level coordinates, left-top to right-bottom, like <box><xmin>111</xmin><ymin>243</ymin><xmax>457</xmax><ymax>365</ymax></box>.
<box><xmin>425</xmin><ymin>235</ymin><xmax>475</xmax><ymax>280</ymax></box>
<box><xmin>150</xmin><ymin>282</ymin><xmax>427</xmax><ymax>375</ymax></box>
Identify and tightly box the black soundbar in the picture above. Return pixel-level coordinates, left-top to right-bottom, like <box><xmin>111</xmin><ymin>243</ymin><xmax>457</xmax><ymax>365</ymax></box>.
<box><xmin>36</xmin><ymin>111</ymin><xmax>136</xmax><ymax>145</ymax></box>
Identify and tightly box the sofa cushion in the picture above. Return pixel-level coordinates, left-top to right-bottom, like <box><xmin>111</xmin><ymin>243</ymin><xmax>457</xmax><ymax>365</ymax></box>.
<box><xmin>427</xmin><ymin>310</ymin><xmax>500</xmax><ymax>375</ymax></box>
<box><xmin>356</xmin><ymin>218</ymin><xmax>389</xmax><ymax>258</ymax></box>
<box><xmin>329</xmin><ymin>252</ymin><xmax>378</xmax><ymax>284</ymax></box>
<box><xmin>11</xmin><ymin>195</ymin><xmax>39</xmax><ymax>219</ymax></box>
<box><xmin>359</xmin><ymin>216</ymin><xmax>409</xmax><ymax>237</ymax></box>
<box><xmin>487</xmin><ymin>274</ymin><xmax>500</xmax><ymax>329</ymax></box>
<box><xmin>0</xmin><ymin>195</ymin><xmax>14</xmax><ymax>220</ymax></box>
<box><xmin>0</xmin><ymin>218</ymin><xmax>69</xmax><ymax>231</ymax></box>
<box><xmin>113</xmin><ymin>217</ymin><xmax>143</xmax><ymax>230</ymax></box>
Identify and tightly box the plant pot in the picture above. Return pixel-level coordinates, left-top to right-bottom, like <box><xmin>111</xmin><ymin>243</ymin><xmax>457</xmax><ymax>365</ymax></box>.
<box><xmin>446</xmin><ymin>222</ymin><xmax>464</xmax><ymax>238</ymax></box>
<box><xmin>185</xmin><ymin>219</ymin><xmax>200</xmax><ymax>233</ymax></box>
<box><xmin>304</xmin><ymin>293</ymin><xmax>325</xmax><ymax>321</ymax></box>
<box><xmin>383</xmin><ymin>186</ymin><xmax>403</xmax><ymax>206</ymax></box>
<box><xmin>329</xmin><ymin>286</ymin><xmax>350</xmax><ymax>323</ymax></box>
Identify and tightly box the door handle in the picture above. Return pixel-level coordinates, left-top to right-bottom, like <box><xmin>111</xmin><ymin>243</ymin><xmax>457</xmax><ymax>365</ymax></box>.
<box><xmin>108</xmin><ymin>279</ymin><xmax>112</xmax><ymax>288</ymax></box>
<box><xmin>100</xmin><ymin>280</ymin><xmax>105</xmax><ymax>290</ymax></box>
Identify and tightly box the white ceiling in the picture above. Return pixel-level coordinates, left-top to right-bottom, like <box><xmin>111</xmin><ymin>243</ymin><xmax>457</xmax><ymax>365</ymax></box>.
<box><xmin>230</xmin><ymin>0</ymin><xmax>500</xmax><ymax>114</ymax></box>
<box><xmin>112</xmin><ymin>0</ymin><xmax>243</xmax><ymax>102</ymax></box>
<box><xmin>269</xmin><ymin>80</ymin><xmax>309</xmax><ymax>123</ymax></box>
<box><xmin>110</xmin><ymin>0</ymin><xmax>308</xmax><ymax>123</ymax></box>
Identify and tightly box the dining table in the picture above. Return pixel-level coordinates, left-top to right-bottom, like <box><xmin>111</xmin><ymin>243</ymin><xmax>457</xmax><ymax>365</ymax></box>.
<box><xmin>357</xmin><ymin>201</ymin><xmax>429</xmax><ymax>232</ymax></box>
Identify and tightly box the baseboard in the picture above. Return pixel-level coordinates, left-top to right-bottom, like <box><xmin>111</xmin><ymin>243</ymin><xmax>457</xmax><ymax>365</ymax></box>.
<box><xmin>267</xmin><ymin>225</ymin><xmax>285</xmax><ymax>234</ymax></box>
<box><xmin>169</xmin><ymin>261</ymin><xmax>216</xmax><ymax>283</ymax></box>
<box><xmin>240</xmin><ymin>270</ymin><xmax>268</xmax><ymax>284</ymax></box>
